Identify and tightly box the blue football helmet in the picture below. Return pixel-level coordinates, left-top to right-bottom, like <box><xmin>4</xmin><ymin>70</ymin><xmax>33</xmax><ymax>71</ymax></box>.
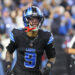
<box><xmin>23</xmin><ymin>6</ymin><xmax>44</xmax><ymax>31</ymax></box>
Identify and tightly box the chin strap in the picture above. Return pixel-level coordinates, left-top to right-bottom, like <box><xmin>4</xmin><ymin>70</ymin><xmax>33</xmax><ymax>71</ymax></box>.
<box><xmin>24</xmin><ymin>27</ymin><xmax>36</xmax><ymax>32</ymax></box>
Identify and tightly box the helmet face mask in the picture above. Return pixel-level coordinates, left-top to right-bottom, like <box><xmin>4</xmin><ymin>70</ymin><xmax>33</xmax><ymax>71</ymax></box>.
<box><xmin>28</xmin><ymin>17</ymin><xmax>39</xmax><ymax>27</ymax></box>
<box><xmin>23</xmin><ymin>6</ymin><xmax>44</xmax><ymax>31</ymax></box>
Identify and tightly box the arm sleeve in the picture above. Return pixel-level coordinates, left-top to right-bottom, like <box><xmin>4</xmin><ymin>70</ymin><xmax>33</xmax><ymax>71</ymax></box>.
<box><xmin>44</xmin><ymin>33</ymin><xmax>56</xmax><ymax>59</ymax></box>
<box><xmin>6</xmin><ymin>31</ymin><xmax>17</xmax><ymax>54</ymax></box>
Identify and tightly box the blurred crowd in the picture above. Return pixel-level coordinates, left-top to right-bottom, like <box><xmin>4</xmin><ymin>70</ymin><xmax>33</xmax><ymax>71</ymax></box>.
<box><xmin>0</xmin><ymin>0</ymin><xmax>75</xmax><ymax>75</ymax></box>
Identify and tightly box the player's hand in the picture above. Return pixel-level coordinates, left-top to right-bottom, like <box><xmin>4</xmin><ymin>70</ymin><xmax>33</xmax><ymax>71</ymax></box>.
<box><xmin>43</xmin><ymin>67</ymin><xmax>51</xmax><ymax>75</ymax></box>
<box><xmin>43</xmin><ymin>61</ymin><xmax>52</xmax><ymax>75</ymax></box>
<box><xmin>6</xmin><ymin>67</ymin><xmax>14</xmax><ymax>75</ymax></box>
<box><xmin>5</xmin><ymin>62</ymin><xmax>11</xmax><ymax>75</ymax></box>
<box><xmin>46</xmin><ymin>62</ymin><xmax>52</xmax><ymax>68</ymax></box>
<box><xmin>6</xmin><ymin>70</ymin><xmax>14</xmax><ymax>75</ymax></box>
<box><xmin>6</xmin><ymin>65</ymin><xmax>11</xmax><ymax>75</ymax></box>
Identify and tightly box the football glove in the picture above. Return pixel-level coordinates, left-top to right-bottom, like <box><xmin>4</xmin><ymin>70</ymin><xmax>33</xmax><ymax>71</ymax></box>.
<box><xmin>6</xmin><ymin>62</ymin><xmax>11</xmax><ymax>75</ymax></box>
<box><xmin>43</xmin><ymin>61</ymin><xmax>53</xmax><ymax>75</ymax></box>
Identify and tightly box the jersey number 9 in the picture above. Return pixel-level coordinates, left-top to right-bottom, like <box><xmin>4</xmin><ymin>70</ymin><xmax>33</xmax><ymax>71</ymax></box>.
<box><xmin>24</xmin><ymin>52</ymin><xmax>36</xmax><ymax>68</ymax></box>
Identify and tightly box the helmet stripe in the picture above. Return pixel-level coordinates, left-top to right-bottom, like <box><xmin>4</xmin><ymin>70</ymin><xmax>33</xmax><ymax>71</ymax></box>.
<box><xmin>26</xmin><ymin>7</ymin><xmax>32</xmax><ymax>16</ymax></box>
<box><xmin>36</xmin><ymin>7</ymin><xmax>43</xmax><ymax>16</ymax></box>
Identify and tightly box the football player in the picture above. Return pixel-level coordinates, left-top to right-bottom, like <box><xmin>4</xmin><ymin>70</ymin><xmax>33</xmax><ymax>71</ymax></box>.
<box><xmin>6</xmin><ymin>6</ymin><xmax>56</xmax><ymax>75</ymax></box>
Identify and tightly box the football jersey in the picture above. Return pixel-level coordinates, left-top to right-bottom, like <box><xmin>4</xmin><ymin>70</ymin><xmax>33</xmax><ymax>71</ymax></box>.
<box><xmin>7</xmin><ymin>28</ymin><xmax>56</xmax><ymax>71</ymax></box>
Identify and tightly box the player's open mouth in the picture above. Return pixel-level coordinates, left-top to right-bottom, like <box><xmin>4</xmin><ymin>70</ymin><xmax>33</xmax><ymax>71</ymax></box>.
<box><xmin>32</xmin><ymin>23</ymin><xmax>39</xmax><ymax>26</ymax></box>
<box><xmin>33</xmin><ymin>24</ymin><xmax>38</xmax><ymax>27</ymax></box>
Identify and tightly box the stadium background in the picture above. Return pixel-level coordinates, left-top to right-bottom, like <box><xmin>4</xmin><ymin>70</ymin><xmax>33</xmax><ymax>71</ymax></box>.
<box><xmin>0</xmin><ymin>0</ymin><xmax>75</xmax><ymax>75</ymax></box>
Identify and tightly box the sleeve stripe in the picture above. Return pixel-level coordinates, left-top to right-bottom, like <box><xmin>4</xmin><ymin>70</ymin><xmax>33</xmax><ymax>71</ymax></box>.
<box><xmin>47</xmin><ymin>35</ymin><xmax>54</xmax><ymax>45</ymax></box>
<box><xmin>10</xmin><ymin>32</ymin><xmax>15</xmax><ymax>42</ymax></box>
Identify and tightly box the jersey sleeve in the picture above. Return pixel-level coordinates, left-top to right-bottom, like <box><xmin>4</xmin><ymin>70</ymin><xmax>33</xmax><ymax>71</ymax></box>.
<box><xmin>44</xmin><ymin>33</ymin><xmax>56</xmax><ymax>59</ymax></box>
<box><xmin>6</xmin><ymin>30</ymin><xmax>17</xmax><ymax>54</ymax></box>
